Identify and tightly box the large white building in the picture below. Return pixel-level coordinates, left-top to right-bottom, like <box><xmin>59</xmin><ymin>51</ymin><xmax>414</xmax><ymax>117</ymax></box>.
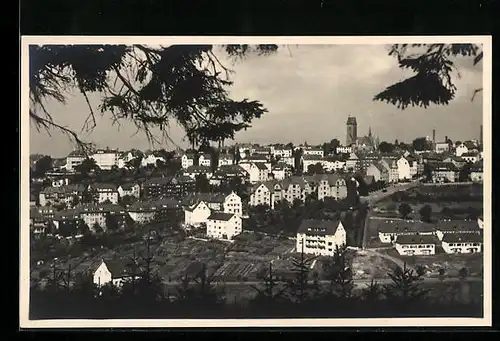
<box><xmin>89</xmin><ymin>183</ymin><xmax>120</xmax><ymax>204</ymax></box>
<box><xmin>91</xmin><ymin>149</ymin><xmax>120</xmax><ymax>170</ymax></box>
<box><xmin>65</xmin><ymin>150</ymin><xmax>86</xmax><ymax>171</ymax></box>
<box><xmin>296</xmin><ymin>219</ymin><xmax>346</xmax><ymax>257</ymax></box>
<box><xmin>206</xmin><ymin>212</ymin><xmax>242</xmax><ymax>241</ymax></box>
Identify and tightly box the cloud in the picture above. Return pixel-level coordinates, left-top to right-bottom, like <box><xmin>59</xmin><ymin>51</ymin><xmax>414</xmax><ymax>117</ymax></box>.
<box><xmin>29</xmin><ymin>44</ymin><xmax>483</xmax><ymax>157</ymax></box>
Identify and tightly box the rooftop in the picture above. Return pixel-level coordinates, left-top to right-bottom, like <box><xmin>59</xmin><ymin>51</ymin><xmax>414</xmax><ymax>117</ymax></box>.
<box><xmin>297</xmin><ymin>218</ymin><xmax>342</xmax><ymax>236</ymax></box>
<box><xmin>207</xmin><ymin>212</ymin><xmax>235</xmax><ymax>221</ymax></box>
<box><xmin>442</xmin><ymin>232</ymin><xmax>483</xmax><ymax>244</ymax></box>
<box><xmin>395</xmin><ymin>234</ymin><xmax>438</xmax><ymax>245</ymax></box>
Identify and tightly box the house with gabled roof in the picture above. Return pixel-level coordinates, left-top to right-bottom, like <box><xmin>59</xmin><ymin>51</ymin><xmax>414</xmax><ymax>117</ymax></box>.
<box><xmin>296</xmin><ymin>219</ymin><xmax>347</xmax><ymax>257</ymax></box>
<box><xmin>118</xmin><ymin>182</ymin><xmax>141</xmax><ymax>198</ymax></box>
<box><xmin>39</xmin><ymin>184</ymin><xmax>87</xmax><ymax>208</ymax></box>
<box><xmin>206</xmin><ymin>212</ymin><xmax>242</xmax><ymax>241</ymax></box>
<box><xmin>394</xmin><ymin>234</ymin><xmax>439</xmax><ymax>256</ymax></box>
<box><xmin>370</xmin><ymin>218</ymin><xmax>436</xmax><ymax>244</ymax></box>
<box><xmin>184</xmin><ymin>165</ymin><xmax>213</xmax><ymax>180</ymax></box>
<box><xmin>89</xmin><ymin>183</ymin><xmax>120</xmax><ymax>204</ymax></box>
<box><xmin>430</xmin><ymin>162</ymin><xmax>458</xmax><ymax>183</ymax></box>
<box><xmin>217</xmin><ymin>153</ymin><xmax>235</xmax><ymax>167</ymax></box>
<box><xmin>184</xmin><ymin>200</ymin><xmax>212</xmax><ymax>228</ymax></box>
<box><xmin>470</xmin><ymin>160</ymin><xmax>483</xmax><ymax>183</ymax></box>
<box><xmin>461</xmin><ymin>152</ymin><xmax>480</xmax><ymax>164</ymax></box>
<box><xmin>89</xmin><ymin>259</ymin><xmax>142</xmax><ymax>288</ymax></box>
<box><xmin>181</xmin><ymin>152</ymin><xmax>196</xmax><ymax>169</ymax></box>
<box><xmin>441</xmin><ymin>232</ymin><xmax>483</xmax><ymax>254</ymax></box>
<box><xmin>198</xmin><ymin>153</ymin><xmax>212</xmax><ymax>168</ymax></box>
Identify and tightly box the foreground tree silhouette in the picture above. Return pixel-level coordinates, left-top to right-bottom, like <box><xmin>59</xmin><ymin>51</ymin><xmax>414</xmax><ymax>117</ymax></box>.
<box><xmin>29</xmin><ymin>45</ymin><xmax>273</xmax><ymax>150</ymax></box>
<box><xmin>249</xmin><ymin>262</ymin><xmax>288</xmax><ymax>314</ymax></box>
<box><xmin>383</xmin><ymin>262</ymin><xmax>430</xmax><ymax>314</ymax></box>
<box><xmin>373</xmin><ymin>44</ymin><xmax>483</xmax><ymax>109</ymax></box>
<box><xmin>322</xmin><ymin>244</ymin><xmax>354</xmax><ymax>300</ymax></box>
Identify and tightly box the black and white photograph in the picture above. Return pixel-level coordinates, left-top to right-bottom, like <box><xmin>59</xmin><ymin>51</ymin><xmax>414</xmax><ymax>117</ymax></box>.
<box><xmin>20</xmin><ymin>36</ymin><xmax>492</xmax><ymax>328</ymax></box>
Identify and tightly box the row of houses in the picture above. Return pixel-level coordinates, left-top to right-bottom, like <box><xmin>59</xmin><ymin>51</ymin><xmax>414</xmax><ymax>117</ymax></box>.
<box><xmin>371</xmin><ymin>217</ymin><xmax>483</xmax><ymax>255</ymax></box>
<box><xmin>249</xmin><ymin>173</ymin><xmax>350</xmax><ymax>209</ymax></box>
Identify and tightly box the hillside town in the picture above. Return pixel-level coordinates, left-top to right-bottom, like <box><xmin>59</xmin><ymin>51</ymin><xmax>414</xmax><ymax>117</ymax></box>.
<box><xmin>29</xmin><ymin>115</ymin><xmax>484</xmax><ymax>296</ymax></box>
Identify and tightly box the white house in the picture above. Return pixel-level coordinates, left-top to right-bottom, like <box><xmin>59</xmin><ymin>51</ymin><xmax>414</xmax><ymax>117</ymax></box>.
<box><xmin>372</xmin><ymin>218</ymin><xmax>436</xmax><ymax>244</ymax></box>
<box><xmin>206</xmin><ymin>212</ymin><xmax>242</xmax><ymax>241</ymax></box>
<box><xmin>127</xmin><ymin>202</ymin><xmax>156</xmax><ymax>224</ymax></box>
<box><xmin>181</xmin><ymin>153</ymin><xmax>196</xmax><ymax>169</ymax></box>
<box><xmin>281</xmin><ymin>156</ymin><xmax>296</xmax><ymax>167</ymax></box>
<box><xmin>434</xmin><ymin>220</ymin><xmax>481</xmax><ymax>241</ymax></box>
<box><xmin>51</xmin><ymin>177</ymin><xmax>70</xmax><ymax>188</ymax></box>
<box><xmin>118</xmin><ymin>183</ymin><xmax>141</xmax><ymax>199</ymax></box>
<box><xmin>217</xmin><ymin>154</ymin><xmax>234</xmax><ymax>167</ymax></box>
<box><xmin>441</xmin><ymin>233</ymin><xmax>483</xmax><ymax>254</ymax></box>
<box><xmin>249</xmin><ymin>182</ymin><xmax>273</xmax><ymax>208</ymax></box>
<box><xmin>184</xmin><ymin>200</ymin><xmax>212</xmax><ymax>228</ymax></box>
<box><xmin>396</xmin><ymin>156</ymin><xmax>411</xmax><ymax>181</ymax></box>
<box><xmin>184</xmin><ymin>165</ymin><xmax>213</xmax><ymax>180</ymax></box>
<box><xmin>455</xmin><ymin>143</ymin><xmax>469</xmax><ymax>157</ymax></box>
<box><xmin>434</xmin><ymin>142</ymin><xmax>450</xmax><ymax>154</ymax></box>
<box><xmin>222</xmin><ymin>191</ymin><xmax>243</xmax><ymax>216</ymax></box>
<box><xmin>90</xmin><ymin>183</ymin><xmax>120</xmax><ymax>204</ymax></box>
<box><xmin>345</xmin><ymin>152</ymin><xmax>359</xmax><ymax>172</ymax></box>
<box><xmin>394</xmin><ymin>234</ymin><xmax>437</xmax><ymax>256</ymax></box>
<box><xmin>296</xmin><ymin>219</ymin><xmax>346</xmax><ymax>257</ymax></box>
<box><xmin>198</xmin><ymin>153</ymin><xmax>212</xmax><ymax>167</ymax></box>
<box><xmin>91</xmin><ymin>259</ymin><xmax>140</xmax><ymax>288</ymax></box>
<box><xmin>65</xmin><ymin>150</ymin><xmax>86</xmax><ymax>171</ymax></box>
<box><xmin>141</xmin><ymin>154</ymin><xmax>166</xmax><ymax>167</ymax></box>
<box><xmin>239</xmin><ymin>162</ymin><xmax>268</xmax><ymax>183</ymax></box>
<box><xmin>91</xmin><ymin>149</ymin><xmax>120</xmax><ymax>170</ymax></box>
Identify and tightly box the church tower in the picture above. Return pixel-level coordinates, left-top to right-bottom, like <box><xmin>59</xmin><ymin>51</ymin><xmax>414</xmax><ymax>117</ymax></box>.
<box><xmin>346</xmin><ymin>115</ymin><xmax>358</xmax><ymax>146</ymax></box>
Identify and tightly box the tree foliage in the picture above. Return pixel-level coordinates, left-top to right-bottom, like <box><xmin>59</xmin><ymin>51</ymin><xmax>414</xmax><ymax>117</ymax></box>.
<box><xmin>29</xmin><ymin>45</ymin><xmax>275</xmax><ymax>151</ymax></box>
<box><xmin>374</xmin><ymin>44</ymin><xmax>483</xmax><ymax>109</ymax></box>
<box><xmin>398</xmin><ymin>203</ymin><xmax>412</xmax><ymax>219</ymax></box>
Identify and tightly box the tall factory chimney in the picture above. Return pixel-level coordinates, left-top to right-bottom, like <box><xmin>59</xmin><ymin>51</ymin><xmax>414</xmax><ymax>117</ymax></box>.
<box><xmin>432</xmin><ymin>129</ymin><xmax>436</xmax><ymax>144</ymax></box>
<box><xmin>480</xmin><ymin>125</ymin><xmax>483</xmax><ymax>146</ymax></box>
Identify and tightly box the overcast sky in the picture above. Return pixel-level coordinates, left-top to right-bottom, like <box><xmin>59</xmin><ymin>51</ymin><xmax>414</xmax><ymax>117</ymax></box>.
<box><xmin>29</xmin><ymin>44</ymin><xmax>483</xmax><ymax>158</ymax></box>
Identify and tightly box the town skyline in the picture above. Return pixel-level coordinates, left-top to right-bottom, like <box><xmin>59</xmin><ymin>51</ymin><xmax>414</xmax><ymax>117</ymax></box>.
<box><xmin>29</xmin><ymin>44</ymin><xmax>483</xmax><ymax>158</ymax></box>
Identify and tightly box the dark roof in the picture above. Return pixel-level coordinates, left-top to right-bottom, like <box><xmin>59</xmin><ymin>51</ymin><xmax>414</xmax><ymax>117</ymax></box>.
<box><xmin>303</xmin><ymin>155</ymin><xmax>323</xmax><ymax>161</ymax></box>
<box><xmin>91</xmin><ymin>183</ymin><xmax>118</xmax><ymax>191</ymax></box>
<box><xmin>78</xmin><ymin>203</ymin><xmax>126</xmax><ymax>214</ymax></box>
<box><xmin>120</xmin><ymin>182</ymin><xmax>138</xmax><ymax>190</ymax></box>
<box><xmin>40</xmin><ymin>184</ymin><xmax>86</xmax><ymax>195</ymax></box>
<box><xmin>185</xmin><ymin>165</ymin><xmax>212</xmax><ymax>173</ymax></box>
<box><xmin>182</xmin><ymin>192</ymin><xmax>226</xmax><ymax>206</ymax></box>
<box><xmin>142</xmin><ymin>176</ymin><xmax>174</xmax><ymax>186</ymax></box>
<box><xmin>430</xmin><ymin>162</ymin><xmax>458</xmax><ymax>172</ymax></box>
<box><xmin>436</xmin><ymin>220</ymin><xmax>480</xmax><ymax>232</ymax></box>
<box><xmin>254</xmin><ymin>163</ymin><xmax>268</xmax><ymax>170</ymax></box>
<box><xmin>90</xmin><ymin>259</ymin><xmax>141</xmax><ymax>278</ymax></box>
<box><xmin>442</xmin><ymin>233</ymin><xmax>483</xmax><ymax>244</ymax></box>
<box><xmin>463</xmin><ymin>141</ymin><xmax>477</xmax><ymax>149</ymax></box>
<box><xmin>372</xmin><ymin>219</ymin><xmax>436</xmax><ymax>234</ymax></box>
<box><xmin>297</xmin><ymin>219</ymin><xmax>342</xmax><ymax>236</ymax></box>
<box><xmin>395</xmin><ymin>234</ymin><xmax>438</xmax><ymax>245</ymax></box>
<box><xmin>53</xmin><ymin>209</ymin><xmax>80</xmax><ymax>221</ymax></box>
<box><xmin>207</xmin><ymin>212</ymin><xmax>235</xmax><ymax>221</ymax></box>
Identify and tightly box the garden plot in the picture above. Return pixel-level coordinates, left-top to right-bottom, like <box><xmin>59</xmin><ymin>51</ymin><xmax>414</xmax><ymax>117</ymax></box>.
<box><xmin>350</xmin><ymin>251</ymin><xmax>398</xmax><ymax>280</ymax></box>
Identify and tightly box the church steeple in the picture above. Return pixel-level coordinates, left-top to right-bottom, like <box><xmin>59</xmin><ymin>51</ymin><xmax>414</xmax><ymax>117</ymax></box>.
<box><xmin>368</xmin><ymin>126</ymin><xmax>372</xmax><ymax>138</ymax></box>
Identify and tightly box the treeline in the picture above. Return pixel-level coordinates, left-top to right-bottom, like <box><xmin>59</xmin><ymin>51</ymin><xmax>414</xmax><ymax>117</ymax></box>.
<box><xmin>30</xmin><ymin>245</ymin><xmax>481</xmax><ymax>319</ymax></box>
